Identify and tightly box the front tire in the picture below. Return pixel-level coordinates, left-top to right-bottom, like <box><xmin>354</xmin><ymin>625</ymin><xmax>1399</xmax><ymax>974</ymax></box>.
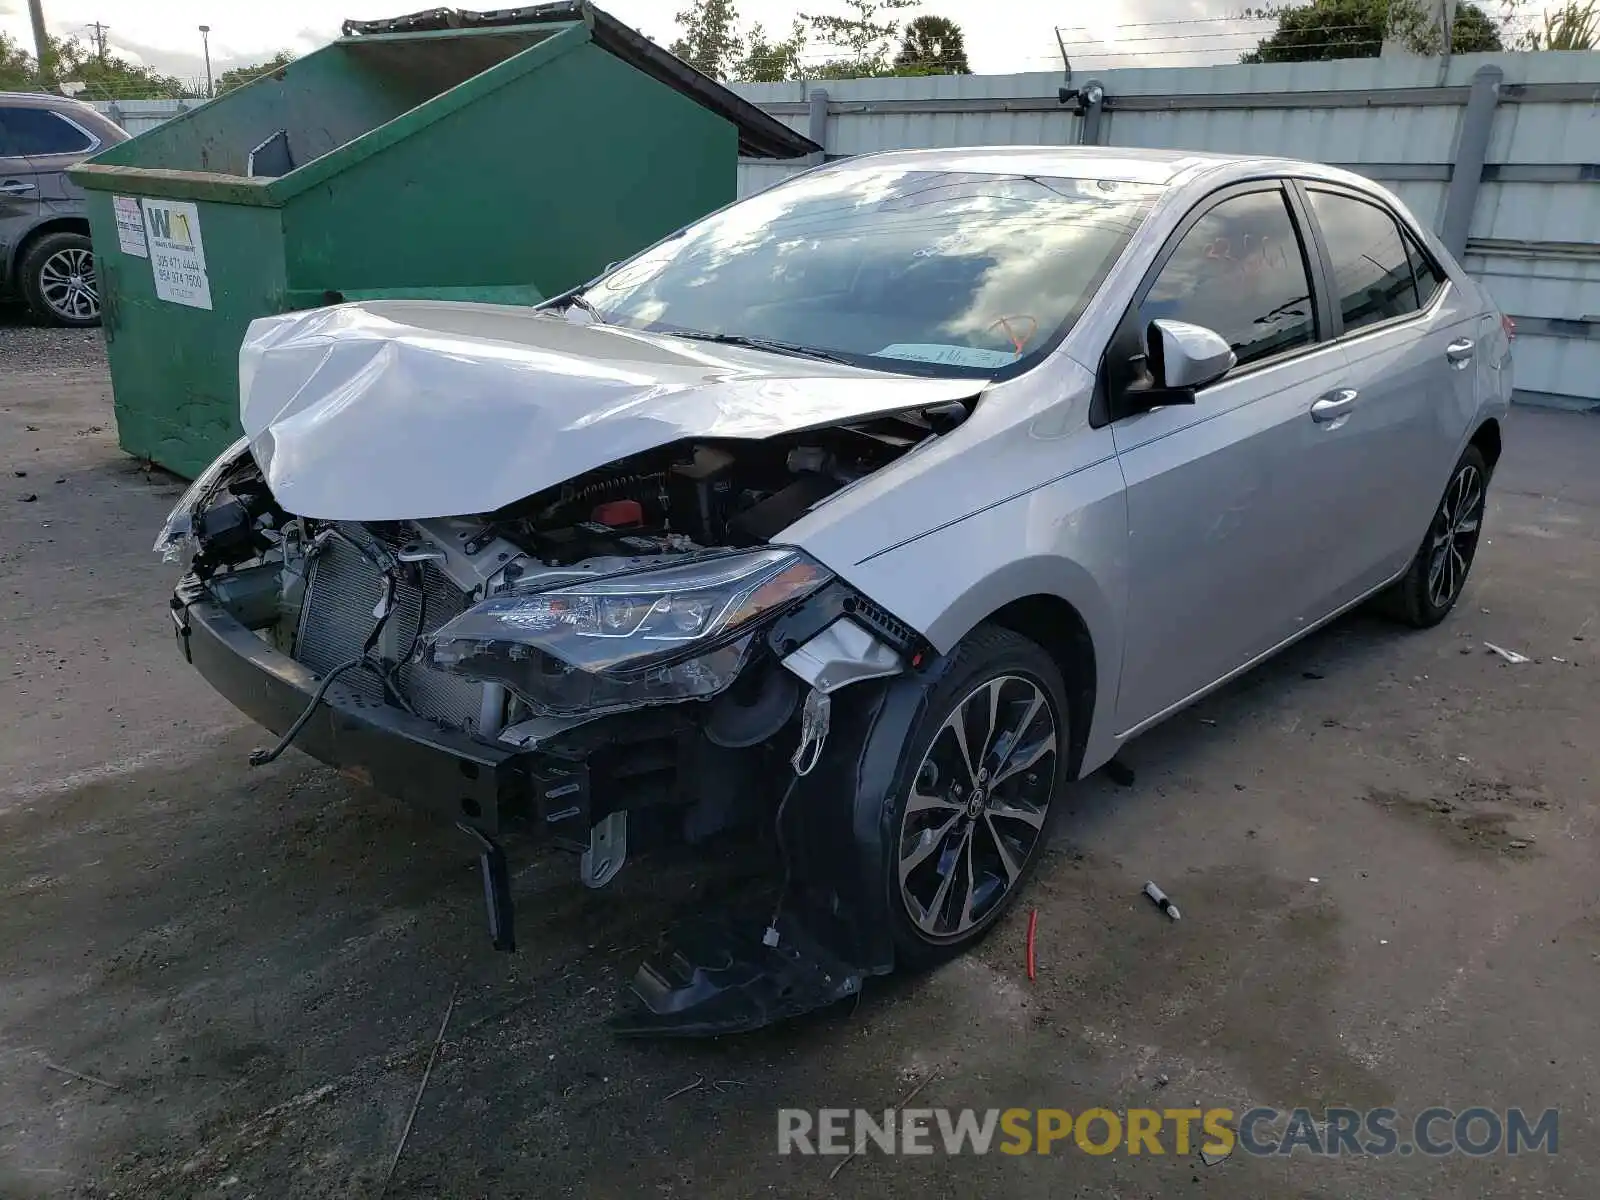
<box><xmin>885</xmin><ymin>625</ymin><xmax>1069</xmax><ymax>969</ymax></box>
<box><xmin>1383</xmin><ymin>445</ymin><xmax>1489</xmax><ymax>628</ymax></box>
<box><xmin>21</xmin><ymin>232</ymin><xmax>101</xmax><ymax>327</ymax></box>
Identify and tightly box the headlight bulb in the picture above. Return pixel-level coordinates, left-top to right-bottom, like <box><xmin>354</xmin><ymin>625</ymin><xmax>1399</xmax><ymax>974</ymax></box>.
<box><xmin>670</xmin><ymin>596</ymin><xmax>712</xmax><ymax>634</ymax></box>
<box><xmin>600</xmin><ymin>595</ymin><xmax>639</xmax><ymax>633</ymax></box>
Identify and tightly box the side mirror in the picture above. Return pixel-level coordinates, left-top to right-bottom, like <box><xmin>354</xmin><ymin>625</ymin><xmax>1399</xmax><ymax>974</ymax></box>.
<box><xmin>1145</xmin><ymin>318</ymin><xmax>1235</xmax><ymax>395</ymax></box>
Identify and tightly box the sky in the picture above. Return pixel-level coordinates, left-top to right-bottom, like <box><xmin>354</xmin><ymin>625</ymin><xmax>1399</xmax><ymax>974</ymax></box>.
<box><xmin>0</xmin><ymin>0</ymin><xmax>1551</xmax><ymax>83</ymax></box>
<box><xmin>0</xmin><ymin>0</ymin><xmax>1286</xmax><ymax>83</ymax></box>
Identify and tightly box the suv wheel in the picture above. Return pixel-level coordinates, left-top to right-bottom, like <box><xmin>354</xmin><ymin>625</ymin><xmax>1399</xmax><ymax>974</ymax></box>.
<box><xmin>886</xmin><ymin>625</ymin><xmax>1068</xmax><ymax>968</ymax></box>
<box><xmin>21</xmin><ymin>232</ymin><xmax>100</xmax><ymax>327</ymax></box>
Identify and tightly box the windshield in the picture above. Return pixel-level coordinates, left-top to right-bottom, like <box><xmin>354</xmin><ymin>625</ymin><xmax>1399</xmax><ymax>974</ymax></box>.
<box><xmin>580</xmin><ymin>165</ymin><xmax>1163</xmax><ymax>378</ymax></box>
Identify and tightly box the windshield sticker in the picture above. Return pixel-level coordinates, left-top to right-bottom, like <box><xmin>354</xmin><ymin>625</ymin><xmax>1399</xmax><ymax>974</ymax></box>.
<box><xmin>875</xmin><ymin>343</ymin><xmax>1020</xmax><ymax>369</ymax></box>
<box><xmin>986</xmin><ymin>315</ymin><xmax>1040</xmax><ymax>355</ymax></box>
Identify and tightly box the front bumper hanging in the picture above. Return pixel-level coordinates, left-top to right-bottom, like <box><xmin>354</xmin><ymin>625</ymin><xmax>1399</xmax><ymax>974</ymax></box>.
<box><xmin>175</xmin><ymin>582</ymin><xmax>923</xmax><ymax>1035</ymax></box>
<box><xmin>175</xmin><ymin>594</ymin><xmax>526</xmax><ymax>834</ymax></box>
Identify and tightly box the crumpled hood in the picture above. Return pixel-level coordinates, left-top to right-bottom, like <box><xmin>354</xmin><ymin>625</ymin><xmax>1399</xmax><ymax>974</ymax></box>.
<box><xmin>239</xmin><ymin>300</ymin><xmax>980</xmax><ymax>521</ymax></box>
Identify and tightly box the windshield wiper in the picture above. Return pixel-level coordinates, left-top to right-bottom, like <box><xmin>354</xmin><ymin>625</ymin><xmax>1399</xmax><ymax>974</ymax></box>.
<box><xmin>670</xmin><ymin>331</ymin><xmax>857</xmax><ymax>366</ymax></box>
<box><xmin>558</xmin><ymin>293</ymin><xmax>608</xmax><ymax>324</ymax></box>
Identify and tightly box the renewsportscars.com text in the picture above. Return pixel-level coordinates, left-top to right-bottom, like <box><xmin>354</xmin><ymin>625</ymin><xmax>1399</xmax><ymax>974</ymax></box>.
<box><xmin>777</xmin><ymin>1106</ymin><xmax>1558</xmax><ymax>1158</ymax></box>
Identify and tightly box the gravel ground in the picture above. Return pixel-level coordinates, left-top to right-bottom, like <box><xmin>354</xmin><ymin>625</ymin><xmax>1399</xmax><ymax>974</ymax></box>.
<box><xmin>0</xmin><ymin>306</ymin><xmax>108</xmax><ymax>373</ymax></box>
<box><xmin>1</xmin><ymin>332</ymin><xmax>1597</xmax><ymax>1200</ymax></box>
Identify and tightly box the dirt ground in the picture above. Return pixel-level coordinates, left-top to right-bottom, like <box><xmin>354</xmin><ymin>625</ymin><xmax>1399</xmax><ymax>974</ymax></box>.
<box><xmin>2</xmin><ymin>317</ymin><xmax>1596</xmax><ymax>1199</ymax></box>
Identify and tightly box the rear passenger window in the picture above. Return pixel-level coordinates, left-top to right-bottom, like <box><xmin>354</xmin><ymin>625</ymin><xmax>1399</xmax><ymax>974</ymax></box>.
<box><xmin>1307</xmin><ymin>190</ymin><xmax>1421</xmax><ymax>332</ymax></box>
<box><xmin>1405</xmin><ymin>235</ymin><xmax>1447</xmax><ymax>307</ymax></box>
<box><xmin>1141</xmin><ymin>189</ymin><xmax>1316</xmax><ymax>368</ymax></box>
<box><xmin>0</xmin><ymin>108</ymin><xmax>94</xmax><ymax>156</ymax></box>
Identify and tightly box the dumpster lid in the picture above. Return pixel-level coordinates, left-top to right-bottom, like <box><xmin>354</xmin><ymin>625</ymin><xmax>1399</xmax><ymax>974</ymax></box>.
<box><xmin>341</xmin><ymin>3</ymin><xmax>820</xmax><ymax>159</ymax></box>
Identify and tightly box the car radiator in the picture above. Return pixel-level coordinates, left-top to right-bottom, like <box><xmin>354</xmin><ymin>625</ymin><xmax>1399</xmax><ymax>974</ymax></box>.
<box><xmin>293</xmin><ymin>526</ymin><xmax>489</xmax><ymax>734</ymax></box>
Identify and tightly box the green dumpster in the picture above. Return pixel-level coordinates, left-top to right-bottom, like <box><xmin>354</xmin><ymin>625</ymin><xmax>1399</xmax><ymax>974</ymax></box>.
<box><xmin>70</xmin><ymin>2</ymin><xmax>817</xmax><ymax>478</ymax></box>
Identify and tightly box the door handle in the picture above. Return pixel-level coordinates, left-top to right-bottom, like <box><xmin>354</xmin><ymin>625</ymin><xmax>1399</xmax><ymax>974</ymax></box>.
<box><xmin>1446</xmin><ymin>338</ymin><xmax>1475</xmax><ymax>369</ymax></box>
<box><xmin>1310</xmin><ymin>388</ymin><xmax>1358</xmax><ymax>423</ymax></box>
<box><xmin>0</xmin><ymin>180</ymin><xmax>38</xmax><ymax>195</ymax></box>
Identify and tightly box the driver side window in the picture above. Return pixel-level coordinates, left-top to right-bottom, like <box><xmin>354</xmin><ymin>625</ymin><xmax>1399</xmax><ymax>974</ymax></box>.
<box><xmin>1142</xmin><ymin>188</ymin><xmax>1317</xmax><ymax>369</ymax></box>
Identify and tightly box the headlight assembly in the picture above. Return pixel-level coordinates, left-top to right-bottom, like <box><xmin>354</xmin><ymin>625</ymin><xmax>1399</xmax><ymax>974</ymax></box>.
<box><xmin>153</xmin><ymin>436</ymin><xmax>254</xmax><ymax>561</ymax></box>
<box><xmin>422</xmin><ymin>547</ymin><xmax>832</xmax><ymax>716</ymax></box>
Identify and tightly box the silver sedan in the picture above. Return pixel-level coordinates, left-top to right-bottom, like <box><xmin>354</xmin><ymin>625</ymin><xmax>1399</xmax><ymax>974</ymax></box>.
<box><xmin>164</xmin><ymin>145</ymin><xmax>1512</xmax><ymax>1030</ymax></box>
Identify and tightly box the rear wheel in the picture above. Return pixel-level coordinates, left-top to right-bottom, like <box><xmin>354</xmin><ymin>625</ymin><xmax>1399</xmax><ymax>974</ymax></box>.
<box><xmin>21</xmin><ymin>232</ymin><xmax>100</xmax><ymax>327</ymax></box>
<box><xmin>1382</xmin><ymin>445</ymin><xmax>1489</xmax><ymax>628</ymax></box>
<box><xmin>886</xmin><ymin>625</ymin><xmax>1069</xmax><ymax>969</ymax></box>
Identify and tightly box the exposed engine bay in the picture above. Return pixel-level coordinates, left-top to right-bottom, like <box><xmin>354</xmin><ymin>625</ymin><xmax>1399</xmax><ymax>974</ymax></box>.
<box><xmin>488</xmin><ymin>410</ymin><xmax>951</xmax><ymax>557</ymax></box>
<box><xmin>172</xmin><ymin>412</ymin><xmax>942</xmax><ymax>876</ymax></box>
<box><xmin>192</xmin><ymin>413</ymin><xmax>942</xmax><ymax>583</ymax></box>
<box><xmin>183</xmin><ymin>418</ymin><xmax>941</xmax><ymax>725</ymax></box>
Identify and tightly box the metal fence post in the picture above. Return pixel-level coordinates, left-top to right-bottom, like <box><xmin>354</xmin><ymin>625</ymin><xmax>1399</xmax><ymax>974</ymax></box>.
<box><xmin>1080</xmin><ymin>80</ymin><xmax>1106</xmax><ymax>146</ymax></box>
<box><xmin>807</xmin><ymin>87</ymin><xmax>829</xmax><ymax>164</ymax></box>
<box><xmin>1439</xmin><ymin>64</ymin><xmax>1502</xmax><ymax>259</ymax></box>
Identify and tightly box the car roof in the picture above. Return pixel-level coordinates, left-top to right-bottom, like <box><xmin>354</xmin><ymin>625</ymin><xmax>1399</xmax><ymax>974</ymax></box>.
<box><xmin>829</xmin><ymin>144</ymin><xmax>1369</xmax><ymax>191</ymax></box>
<box><xmin>0</xmin><ymin>91</ymin><xmax>127</xmax><ymax>140</ymax></box>
<box><xmin>0</xmin><ymin>91</ymin><xmax>104</xmax><ymax>114</ymax></box>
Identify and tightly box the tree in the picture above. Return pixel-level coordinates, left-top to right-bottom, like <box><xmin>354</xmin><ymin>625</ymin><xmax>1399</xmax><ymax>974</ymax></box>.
<box><xmin>1445</xmin><ymin>2</ymin><xmax>1506</xmax><ymax>51</ymax></box>
<box><xmin>1240</xmin><ymin>0</ymin><xmax>1502</xmax><ymax>63</ymax></box>
<box><xmin>1518</xmin><ymin>0</ymin><xmax>1598</xmax><ymax>48</ymax></box>
<box><xmin>801</xmin><ymin>0</ymin><xmax>920</xmax><ymax>77</ymax></box>
<box><xmin>53</xmin><ymin>35</ymin><xmax>188</xmax><ymax>99</ymax></box>
<box><xmin>0</xmin><ymin>33</ymin><xmax>189</xmax><ymax>98</ymax></box>
<box><xmin>668</xmin><ymin>0</ymin><xmax>745</xmax><ymax>79</ymax></box>
<box><xmin>894</xmin><ymin>14</ymin><xmax>971</xmax><ymax>74</ymax></box>
<box><xmin>0</xmin><ymin>32</ymin><xmax>34</xmax><ymax>91</ymax></box>
<box><xmin>669</xmin><ymin>0</ymin><xmax>803</xmax><ymax>82</ymax></box>
<box><xmin>736</xmin><ymin>19</ymin><xmax>809</xmax><ymax>81</ymax></box>
<box><xmin>670</xmin><ymin>0</ymin><xmax>943</xmax><ymax>82</ymax></box>
<box><xmin>215</xmin><ymin>51</ymin><xmax>297</xmax><ymax>95</ymax></box>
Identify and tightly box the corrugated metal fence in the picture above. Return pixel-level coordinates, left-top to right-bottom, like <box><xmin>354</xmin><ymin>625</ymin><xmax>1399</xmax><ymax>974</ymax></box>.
<box><xmin>732</xmin><ymin>52</ymin><xmax>1600</xmax><ymax>409</ymax></box>
<box><xmin>91</xmin><ymin>98</ymin><xmax>206</xmax><ymax>137</ymax></box>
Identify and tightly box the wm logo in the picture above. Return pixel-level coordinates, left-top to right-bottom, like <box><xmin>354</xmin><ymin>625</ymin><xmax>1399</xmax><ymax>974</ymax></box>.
<box><xmin>146</xmin><ymin>206</ymin><xmax>193</xmax><ymax>248</ymax></box>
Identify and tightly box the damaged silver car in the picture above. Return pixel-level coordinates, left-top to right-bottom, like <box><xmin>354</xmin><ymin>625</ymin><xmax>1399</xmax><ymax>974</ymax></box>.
<box><xmin>159</xmin><ymin>146</ymin><xmax>1512</xmax><ymax>1033</ymax></box>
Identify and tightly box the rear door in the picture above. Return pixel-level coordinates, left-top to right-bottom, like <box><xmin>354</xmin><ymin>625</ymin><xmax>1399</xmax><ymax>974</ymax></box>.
<box><xmin>1110</xmin><ymin>181</ymin><xmax>1349</xmax><ymax>730</ymax></box>
<box><xmin>1294</xmin><ymin>184</ymin><xmax>1481</xmax><ymax>607</ymax></box>
<box><xmin>3</xmin><ymin>105</ymin><xmax>101</xmax><ymax>210</ymax></box>
<box><xmin>0</xmin><ymin>116</ymin><xmax>42</xmax><ymax>284</ymax></box>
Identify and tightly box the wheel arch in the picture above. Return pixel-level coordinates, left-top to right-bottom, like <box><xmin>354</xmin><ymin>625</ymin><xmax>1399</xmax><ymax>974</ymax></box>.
<box><xmin>9</xmin><ymin>216</ymin><xmax>92</xmax><ymax>281</ymax></box>
<box><xmin>1469</xmin><ymin>417</ymin><xmax>1502</xmax><ymax>474</ymax></box>
<box><xmin>901</xmin><ymin>552</ymin><xmax>1122</xmax><ymax>783</ymax></box>
<box><xmin>983</xmin><ymin>594</ymin><xmax>1096</xmax><ymax>782</ymax></box>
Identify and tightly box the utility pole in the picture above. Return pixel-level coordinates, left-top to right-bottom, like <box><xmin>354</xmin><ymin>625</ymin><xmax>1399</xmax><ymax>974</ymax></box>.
<box><xmin>27</xmin><ymin>0</ymin><xmax>53</xmax><ymax>89</ymax></box>
<box><xmin>198</xmin><ymin>25</ymin><xmax>213</xmax><ymax>99</ymax></box>
<box><xmin>86</xmin><ymin>20</ymin><xmax>110</xmax><ymax>62</ymax></box>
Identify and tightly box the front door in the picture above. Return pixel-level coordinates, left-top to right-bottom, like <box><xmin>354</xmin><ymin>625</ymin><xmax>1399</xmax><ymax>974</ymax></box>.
<box><xmin>1110</xmin><ymin>182</ymin><xmax>1345</xmax><ymax>731</ymax></box>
